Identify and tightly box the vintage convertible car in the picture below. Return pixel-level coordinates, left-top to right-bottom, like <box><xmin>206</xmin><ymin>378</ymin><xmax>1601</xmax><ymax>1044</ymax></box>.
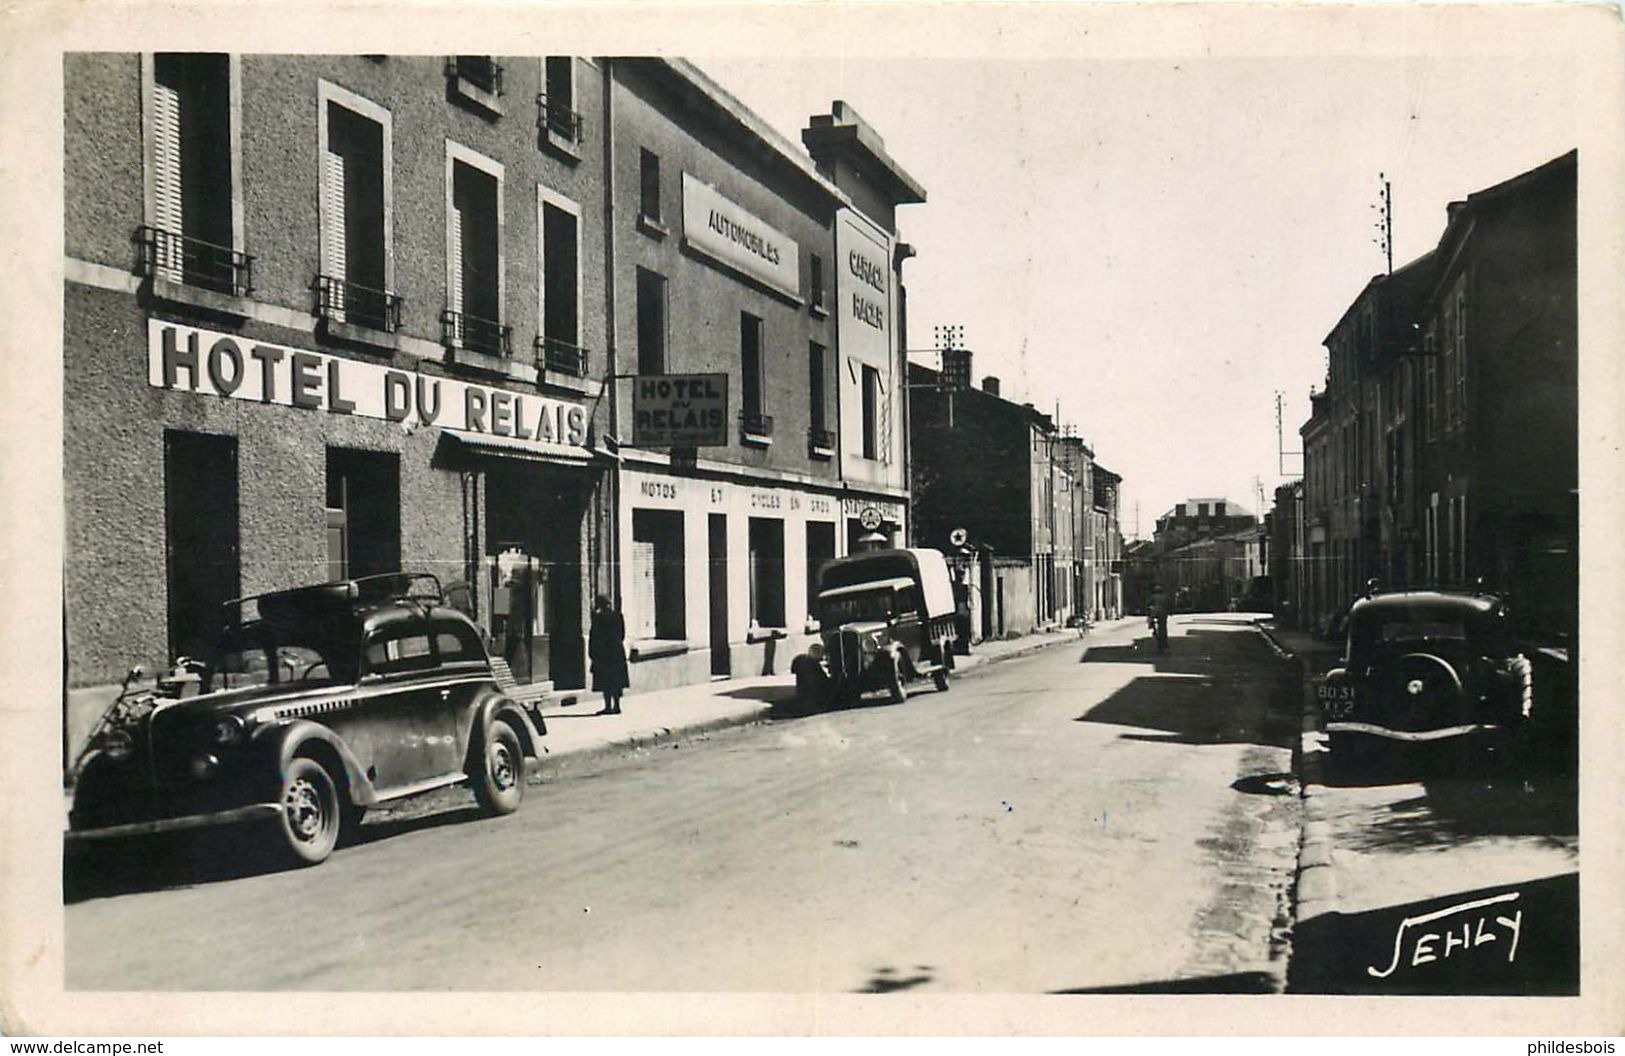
<box><xmin>1318</xmin><ymin>588</ymin><xmax>1533</xmax><ymax>773</ymax></box>
<box><xmin>66</xmin><ymin>573</ymin><xmax>546</xmax><ymax>866</ymax></box>
<box><xmin>791</xmin><ymin>547</ymin><xmax>958</xmax><ymax>709</ymax></box>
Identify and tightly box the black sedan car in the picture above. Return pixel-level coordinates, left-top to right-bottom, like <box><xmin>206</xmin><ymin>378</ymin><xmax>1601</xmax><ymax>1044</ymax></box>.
<box><xmin>67</xmin><ymin>573</ymin><xmax>546</xmax><ymax>866</ymax></box>
<box><xmin>1318</xmin><ymin>589</ymin><xmax>1533</xmax><ymax>774</ymax></box>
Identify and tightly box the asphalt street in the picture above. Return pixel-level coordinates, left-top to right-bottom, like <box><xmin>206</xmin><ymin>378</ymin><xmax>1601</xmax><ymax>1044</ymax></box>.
<box><xmin>65</xmin><ymin>616</ymin><xmax>1301</xmax><ymax>992</ymax></box>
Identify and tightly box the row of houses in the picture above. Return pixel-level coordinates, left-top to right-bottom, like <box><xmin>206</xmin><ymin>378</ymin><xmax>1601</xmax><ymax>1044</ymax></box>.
<box><xmin>1269</xmin><ymin>150</ymin><xmax>1578</xmax><ymax>646</ymax></box>
<box><xmin>62</xmin><ymin>53</ymin><xmax>1125</xmax><ymax>753</ymax></box>
<box><xmin>908</xmin><ymin>353</ymin><xmax>1125</xmax><ymax>638</ymax></box>
<box><xmin>1122</xmin><ymin>498</ymin><xmax>1263</xmax><ymax>615</ymax></box>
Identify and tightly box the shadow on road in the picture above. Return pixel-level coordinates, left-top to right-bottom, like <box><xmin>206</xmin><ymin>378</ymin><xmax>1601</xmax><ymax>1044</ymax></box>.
<box><xmin>1075</xmin><ymin>671</ymin><xmax>1299</xmax><ymax>750</ymax></box>
<box><xmin>854</xmin><ymin>964</ymin><xmax>936</xmax><ymax>993</ymax></box>
<box><xmin>64</xmin><ymin>803</ymin><xmax>490</xmax><ymax>903</ymax></box>
<box><xmin>1288</xmin><ymin>872</ymin><xmax>1578</xmax><ymax>995</ymax></box>
<box><xmin>1049</xmin><ymin>970</ymin><xmax>1278</xmax><ymax>994</ymax></box>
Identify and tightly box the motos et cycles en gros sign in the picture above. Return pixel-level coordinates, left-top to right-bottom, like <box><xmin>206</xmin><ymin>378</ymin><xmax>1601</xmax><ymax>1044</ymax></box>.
<box><xmin>146</xmin><ymin>321</ymin><xmax>589</xmax><ymax>450</ymax></box>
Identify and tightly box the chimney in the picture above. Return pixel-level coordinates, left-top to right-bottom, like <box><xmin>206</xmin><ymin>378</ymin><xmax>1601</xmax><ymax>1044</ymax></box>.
<box><xmin>982</xmin><ymin>376</ymin><xmax>1000</xmax><ymax>396</ymax></box>
<box><xmin>941</xmin><ymin>347</ymin><xmax>972</xmax><ymax>390</ymax></box>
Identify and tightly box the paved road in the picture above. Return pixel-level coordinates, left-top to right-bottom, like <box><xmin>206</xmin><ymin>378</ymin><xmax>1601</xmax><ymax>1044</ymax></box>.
<box><xmin>66</xmin><ymin>615</ymin><xmax>1301</xmax><ymax>992</ymax></box>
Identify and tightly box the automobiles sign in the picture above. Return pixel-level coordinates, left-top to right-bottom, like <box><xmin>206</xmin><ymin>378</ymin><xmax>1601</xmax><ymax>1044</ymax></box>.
<box><xmin>630</xmin><ymin>373</ymin><xmax>729</xmax><ymax>447</ymax></box>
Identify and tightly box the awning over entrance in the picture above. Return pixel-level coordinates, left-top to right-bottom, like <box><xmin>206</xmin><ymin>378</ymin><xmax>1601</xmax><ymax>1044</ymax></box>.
<box><xmin>441</xmin><ymin>430</ymin><xmax>603</xmax><ymax>466</ymax></box>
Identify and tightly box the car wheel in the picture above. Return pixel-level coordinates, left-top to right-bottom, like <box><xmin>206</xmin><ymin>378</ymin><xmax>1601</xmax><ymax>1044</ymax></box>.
<box><xmin>472</xmin><ymin>720</ymin><xmax>525</xmax><ymax>816</ymax></box>
<box><xmin>275</xmin><ymin>756</ymin><xmax>341</xmax><ymax>866</ymax></box>
<box><xmin>886</xmin><ymin>655</ymin><xmax>906</xmax><ymax>704</ymax></box>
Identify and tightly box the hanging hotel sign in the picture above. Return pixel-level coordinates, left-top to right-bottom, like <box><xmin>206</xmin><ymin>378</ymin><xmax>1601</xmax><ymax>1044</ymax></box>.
<box><xmin>681</xmin><ymin>172</ymin><xmax>801</xmax><ymax>301</ymax></box>
<box><xmin>629</xmin><ymin>372</ymin><xmax>728</xmax><ymax>447</ymax></box>
<box><xmin>146</xmin><ymin>320</ymin><xmax>590</xmax><ymax>450</ymax></box>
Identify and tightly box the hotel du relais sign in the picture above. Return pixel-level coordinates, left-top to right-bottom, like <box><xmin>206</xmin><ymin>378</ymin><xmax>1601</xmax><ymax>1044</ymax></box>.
<box><xmin>681</xmin><ymin>172</ymin><xmax>801</xmax><ymax>301</ymax></box>
<box><xmin>146</xmin><ymin>320</ymin><xmax>590</xmax><ymax>451</ymax></box>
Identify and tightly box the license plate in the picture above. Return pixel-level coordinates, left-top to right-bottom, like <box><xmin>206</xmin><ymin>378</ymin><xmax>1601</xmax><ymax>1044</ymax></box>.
<box><xmin>1317</xmin><ymin>685</ymin><xmax>1355</xmax><ymax>701</ymax></box>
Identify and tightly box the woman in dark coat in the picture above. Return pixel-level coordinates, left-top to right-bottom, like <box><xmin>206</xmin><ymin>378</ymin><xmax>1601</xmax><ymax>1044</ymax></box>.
<box><xmin>588</xmin><ymin>594</ymin><xmax>629</xmax><ymax>714</ymax></box>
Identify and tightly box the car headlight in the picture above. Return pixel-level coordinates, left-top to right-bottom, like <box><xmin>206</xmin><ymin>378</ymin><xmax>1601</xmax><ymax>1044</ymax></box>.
<box><xmin>861</xmin><ymin>634</ymin><xmax>881</xmax><ymax>656</ymax></box>
<box><xmin>807</xmin><ymin>642</ymin><xmax>825</xmax><ymax>661</ymax></box>
<box><xmin>211</xmin><ymin>715</ymin><xmax>246</xmax><ymax>748</ymax></box>
<box><xmin>189</xmin><ymin>752</ymin><xmax>220</xmax><ymax>781</ymax></box>
<box><xmin>100</xmin><ymin>728</ymin><xmax>134</xmax><ymax>762</ymax></box>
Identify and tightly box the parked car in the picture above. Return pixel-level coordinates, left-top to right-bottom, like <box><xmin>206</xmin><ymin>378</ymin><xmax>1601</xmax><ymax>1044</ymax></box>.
<box><xmin>791</xmin><ymin>548</ymin><xmax>958</xmax><ymax>709</ymax></box>
<box><xmin>1318</xmin><ymin>588</ymin><xmax>1533</xmax><ymax>774</ymax></box>
<box><xmin>66</xmin><ymin>573</ymin><xmax>546</xmax><ymax>867</ymax></box>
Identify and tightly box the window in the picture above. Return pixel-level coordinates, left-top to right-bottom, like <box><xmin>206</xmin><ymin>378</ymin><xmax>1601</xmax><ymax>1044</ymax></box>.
<box><xmin>861</xmin><ymin>364</ymin><xmax>880</xmax><ymax>460</ymax></box>
<box><xmin>318</xmin><ymin>83</ymin><xmax>395</xmax><ymax>331</ymax></box>
<box><xmin>363</xmin><ymin>631</ymin><xmax>437</xmax><ymax>676</ymax></box>
<box><xmin>1423</xmin><ymin>328</ymin><xmax>1438</xmax><ymax>440</ymax></box>
<box><xmin>748</xmin><ymin>517</ymin><xmax>786</xmax><ymax>628</ymax></box>
<box><xmin>639</xmin><ymin>148</ymin><xmax>661</xmax><ymax>223</ymax></box>
<box><xmin>433</xmin><ymin>623</ymin><xmax>487</xmax><ymax>665</ymax></box>
<box><xmin>741</xmin><ymin>312</ymin><xmax>765</xmax><ymax>419</ymax></box>
<box><xmin>805</xmin><ymin>521</ymin><xmax>836</xmax><ymax>619</ymax></box>
<box><xmin>142</xmin><ymin>53</ymin><xmax>246</xmax><ymax>295</ymax></box>
<box><xmin>630</xmin><ymin>509</ymin><xmax>685</xmax><ymax>640</ymax></box>
<box><xmin>326</xmin><ymin>448</ymin><xmax>401</xmax><ymax>580</ymax></box>
<box><xmin>444</xmin><ymin>145</ymin><xmax>507</xmax><ymax>356</ymax></box>
<box><xmin>541</xmin><ymin>57</ymin><xmax>580</xmax><ymax>142</ymax></box>
<box><xmin>808</xmin><ymin>342</ymin><xmax>831</xmax><ymax>457</ymax></box>
<box><xmin>455</xmin><ymin>56</ymin><xmax>502</xmax><ymax>94</ymax></box>
<box><xmin>539</xmin><ymin>189</ymin><xmax>583</xmax><ymax>374</ymax></box>
<box><xmin>810</xmin><ymin>253</ymin><xmax>825</xmax><ymax>311</ymax></box>
<box><xmin>448</xmin><ymin>56</ymin><xmax>504</xmax><ymax>116</ymax></box>
<box><xmin>1452</xmin><ymin>285</ymin><xmax>1468</xmax><ymax>431</ymax></box>
<box><xmin>1440</xmin><ymin>306</ymin><xmax>1457</xmax><ymax>432</ymax></box>
<box><xmin>636</xmin><ymin>267</ymin><xmax>667</xmax><ymax>375</ymax></box>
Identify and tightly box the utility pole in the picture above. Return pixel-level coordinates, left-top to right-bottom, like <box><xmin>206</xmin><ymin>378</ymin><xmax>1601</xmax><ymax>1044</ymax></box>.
<box><xmin>1276</xmin><ymin>389</ymin><xmax>1303</xmax><ymax>477</ymax></box>
<box><xmin>1372</xmin><ymin>172</ymin><xmax>1393</xmax><ymax>276</ymax></box>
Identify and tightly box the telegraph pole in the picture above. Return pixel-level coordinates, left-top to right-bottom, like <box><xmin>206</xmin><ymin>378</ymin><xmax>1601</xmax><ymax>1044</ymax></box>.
<box><xmin>1373</xmin><ymin>173</ymin><xmax>1393</xmax><ymax>275</ymax></box>
<box><xmin>1276</xmin><ymin>390</ymin><xmax>1303</xmax><ymax>477</ymax></box>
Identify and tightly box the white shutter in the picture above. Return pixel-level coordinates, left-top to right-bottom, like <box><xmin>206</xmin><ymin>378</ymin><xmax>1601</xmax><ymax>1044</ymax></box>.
<box><xmin>877</xmin><ymin>371</ymin><xmax>893</xmax><ymax>465</ymax></box>
<box><xmin>322</xmin><ymin>149</ymin><xmax>347</xmax><ymax>321</ymax></box>
<box><xmin>629</xmin><ymin>539</ymin><xmax>656</xmax><ymax>639</ymax></box>
<box><xmin>152</xmin><ymin>81</ymin><xmax>183</xmax><ymax>282</ymax></box>
<box><xmin>449</xmin><ymin>204</ymin><xmax>464</xmax><ymax>328</ymax></box>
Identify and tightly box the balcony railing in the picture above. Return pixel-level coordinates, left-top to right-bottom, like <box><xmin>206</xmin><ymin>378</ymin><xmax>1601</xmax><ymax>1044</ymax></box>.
<box><xmin>135</xmin><ymin>226</ymin><xmax>253</xmax><ymax>298</ymax></box>
<box><xmin>450</xmin><ymin>56</ymin><xmax>503</xmax><ymax>96</ymax></box>
<box><xmin>740</xmin><ymin>411</ymin><xmax>774</xmax><ymax>441</ymax></box>
<box><xmin>441</xmin><ymin>309</ymin><xmax>512</xmax><ymax>358</ymax></box>
<box><xmin>314</xmin><ymin>275</ymin><xmax>402</xmax><ymax>333</ymax></box>
<box><xmin>537</xmin><ymin>94</ymin><xmax>584</xmax><ymax>143</ymax></box>
<box><xmin>808</xmin><ymin>426</ymin><xmax>835</xmax><ymax>457</ymax></box>
<box><xmin>534</xmin><ymin>336</ymin><xmax>590</xmax><ymax>377</ymax></box>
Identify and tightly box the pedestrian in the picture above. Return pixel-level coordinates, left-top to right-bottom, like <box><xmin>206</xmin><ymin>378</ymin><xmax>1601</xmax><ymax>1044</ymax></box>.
<box><xmin>1147</xmin><ymin>584</ymin><xmax>1170</xmax><ymax>652</ymax></box>
<box><xmin>589</xmin><ymin>594</ymin><xmax>629</xmax><ymax>715</ymax></box>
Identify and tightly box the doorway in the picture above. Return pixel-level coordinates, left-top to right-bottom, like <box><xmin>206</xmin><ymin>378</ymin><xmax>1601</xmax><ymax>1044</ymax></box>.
<box><xmin>709</xmin><ymin>513</ymin><xmax>729</xmax><ymax>676</ymax></box>
<box><xmin>164</xmin><ymin>430</ymin><xmax>240</xmax><ymax>663</ymax></box>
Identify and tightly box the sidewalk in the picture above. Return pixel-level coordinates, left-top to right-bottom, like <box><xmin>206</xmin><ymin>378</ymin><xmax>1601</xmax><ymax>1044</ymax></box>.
<box><xmin>526</xmin><ymin>621</ymin><xmax>1132</xmax><ymax>776</ymax></box>
<box><xmin>1254</xmin><ymin>618</ymin><xmax>1581</xmax><ymax>995</ymax></box>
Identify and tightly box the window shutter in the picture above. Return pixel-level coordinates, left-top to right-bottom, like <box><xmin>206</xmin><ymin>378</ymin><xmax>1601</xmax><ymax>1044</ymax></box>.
<box><xmin>877</xmin><ymin>370</ymin><xmax>893</xmax><ymax>465</ymax></box>
<box><xmin>628</xmin><ymin>539</ymin><xmax>656</xmax><ymax>639</ymax></box>
<box><xmin>152</xmin><ymin>81</ymin><xmax>183</xmax><ymax>282</ymax></box>
<box><xmin>449</xmin><ymin>204</ymin><xmax>464</xmax><ymax>331</ymax></box>
<box><xmin>323</xmin><ymin>148</ymin><xmax>347</xmax><ymax>321</ymax></box>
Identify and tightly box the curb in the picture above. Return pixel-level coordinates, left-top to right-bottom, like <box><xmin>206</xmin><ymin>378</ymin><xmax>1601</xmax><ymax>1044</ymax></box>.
<box><xmin>531</xmin><ymin>631</ymin><xmax>1085</xmax><ymax>778</ymax></box>
<box><xmin>1251</xmin><ymin>621</ymin><xmax>1341</xmax><ymax>927</ymax></box>
<box><xmin>535</xmin><ymin>701</ymin><xmax>777</xmax><ymax>778</ymax></box>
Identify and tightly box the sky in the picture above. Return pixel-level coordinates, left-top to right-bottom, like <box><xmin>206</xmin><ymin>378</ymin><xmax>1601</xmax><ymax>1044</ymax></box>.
<box><xmin>700</xmin><ymin>49</ymin><xmax>1581</xmax><ymax>538</ymax></box>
